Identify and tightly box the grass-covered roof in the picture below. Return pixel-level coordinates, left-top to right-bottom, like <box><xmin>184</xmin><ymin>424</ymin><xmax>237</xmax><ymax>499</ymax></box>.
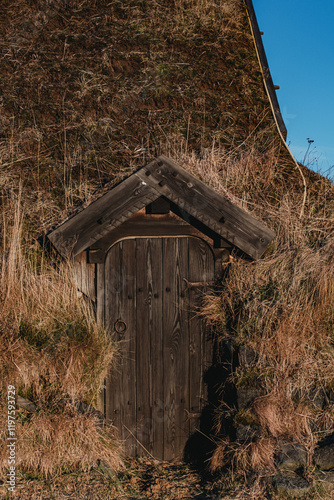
<box><xmin>1</xmin><ymin>1</ymin><xmax>334</xmax><ymax>497</ymax></box>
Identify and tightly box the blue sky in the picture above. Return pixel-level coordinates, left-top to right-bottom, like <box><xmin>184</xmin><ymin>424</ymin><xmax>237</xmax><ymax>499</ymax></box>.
<box><xmin>252</xmin><ymin>0</ymin><xmax>334</xmax><ymax>179</ymax></box>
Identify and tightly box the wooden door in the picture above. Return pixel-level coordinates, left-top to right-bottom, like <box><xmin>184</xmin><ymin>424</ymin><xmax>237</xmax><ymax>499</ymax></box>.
<box><xmin>104</xmin><ymin>236</ymin><xmax>214</xmax><ymax>460</ymax></box>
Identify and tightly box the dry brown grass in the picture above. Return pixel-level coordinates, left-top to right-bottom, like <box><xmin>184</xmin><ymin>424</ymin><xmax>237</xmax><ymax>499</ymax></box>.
<box><xmin>185</xmin><ymin>145</ymin><xmax>334</xmax><ymax>473</ymax></box>
<box><xmin>251</xmin><ymin>394</ymin><xmax>312</xmax><ymax>443</ymax></box>
<box><xmin>0</xmin><ymin>0</ymin><xmax>333</xmax><ymax>491</ymax></box>
<box><xmin>0</xmin><ymin>194</ymin><xmax>122</xmax><ymax>478</ymax></box>
<box><xmin>0</xmin><ymin>0</ymin><xmax>276</xmax><ymax>222</ymax></box>
<box><xmin>211</xmin><ymin>436</ymin><xmax>276</xmax><ymax>474</ymax></box>
<box><xmin>0</xmin><ymin>405</ymin><xmax>121</xmax><ymax>478</ymax></box>
<box><xmin>1</xmin><ymin>141</ymin><xmax>333</xmax><ymax>487</ymax></box>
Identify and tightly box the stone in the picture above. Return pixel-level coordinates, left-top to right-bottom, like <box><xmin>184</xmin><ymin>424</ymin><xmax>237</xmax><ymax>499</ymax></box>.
<box><xmin>17</xmin><ymin>396</ymin><xmax>37</xmax><ymax>413</ymax></box>
<box><xmin>276</xmin><ymin>441</ymin><xmax>308</xmax><ymax>472</ymax></box>
<box><xmin>238</xmin><ymin>345</ymin><xmax>257</xmax><ymax>366</ymax></box>
<box><xmin>272</xmin><ymin>471</ymin><xmax>310</xmax><ymax>498</ymax></box>
<box><xmin>76</xmin><ymin>400</ymin><xmax>105</xmax><ymax>428</ymax></box>
<box><xmin>308</xmin><ymin>387</ymin><xmax>326</xmax><ymax>410</ymax></box>
<box><xmin>237</xmin><ymin>387</ymin><xmax>265</xmax><ymax>410</ymax></box>
<box><xmin>96</xmin><ymin>459</ymin><xmax>118</xmax><ymax>479</ymax></box>
<box><xmin>314</xmin><ymin>443</ymin><xmax>334</xmax><ymax>471</ymax></box>
<box><xmin>236</xmin><ymin>424</ymin><xmax>262</xmax><ymax>443</ymax></box>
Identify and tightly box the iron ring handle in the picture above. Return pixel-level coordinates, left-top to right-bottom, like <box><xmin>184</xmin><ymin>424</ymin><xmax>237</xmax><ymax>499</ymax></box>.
<box><xmin>114</xmin><ymin>319</ymin><xmax>127</xmax><ymax>335</ymax></box>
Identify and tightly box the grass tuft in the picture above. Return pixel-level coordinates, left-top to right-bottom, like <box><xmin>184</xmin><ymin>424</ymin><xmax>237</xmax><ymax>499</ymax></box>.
<box><xmin>0</xmin><ymin>195</ymin><xmax>122</xmax><ymax>478</ymax></box>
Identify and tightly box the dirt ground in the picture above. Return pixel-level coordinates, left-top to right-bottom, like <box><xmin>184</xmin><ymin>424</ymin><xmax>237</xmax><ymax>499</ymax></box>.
<box><xmin>0</xmin><ymin>459</ymin><xmax>226</xmax><ymax>500</ymax></box>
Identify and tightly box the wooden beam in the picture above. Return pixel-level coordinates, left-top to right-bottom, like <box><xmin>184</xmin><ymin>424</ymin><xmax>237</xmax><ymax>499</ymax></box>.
<box><xmin>87</xmin><ymin>215</ymin><xmax>222</xmax><ymax>263</ymax></box>
<box><xmin>137</xmin><ymin>156</ymin><xmax>275</xmax><ymax>259</ymax></box>
<box><xmin>48</xmin><ymin>155</ymin><xmax>274</xmax><ymax>260</ymax></box>
<box><xmin>244</xmin><ymin>0</ymin><xmax>287</xmax><ymax>140</ymax></box>
<box><xmin>48</xmin><ymin>168</ymin><xmax>161</xmax><ymax>257</ymax></box>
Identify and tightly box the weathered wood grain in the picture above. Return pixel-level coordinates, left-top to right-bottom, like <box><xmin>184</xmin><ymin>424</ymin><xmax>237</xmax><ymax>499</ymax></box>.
<box><xmin>188</xmin><ymin>238</ymin><xmax>215</xmax><ymax>437</ymax></box>
<box><xmin>105</xmin><ymin>240</ymin><xmax>137</xmax><ymax>456</ymax></box>
<box><xmin>136</xmin><ymin>156</ymin><xmax>275</xmax><ymax>259</ymax></box>
<box><xmin>49</xmin><ymin>156</ymin><xmax>274</xmax><ymax>261</ymax></box>
<box><xmin>163</xmin><ymin>238</ymin><xmax>189</xmax><ymax>460</ymax></box>
<box><xmin>96</xmin><ymin>263</ymin><xmax>104</xmax><ymax>326</ymax></box>
<box><xmin>73</xmin><ymin>252</ymin><xmax>96</xmax><ymax>302</ymax></box>
<box><xmin>87</xmin><ymin>217</ymin><xmax>212</xmax><ymax>264</ymax></box>
<box><xmin>104</xmin><ymin>243</ymin><xmax>120</xmax><ymax>428</ymax></box>
<box><xmin>48</xmin><ymin>173</ymin><xmax>160</xmax><ymax>257</ymax></box>
<box><xmin>96</xmin><ymin>263</ymin><xmax>105</xmax><ymax>413</ymax></box>
<box><xmin>136</xmin><ymin>238</ymin><xmax>164</xmax><ymax>457</ymax></box>
<box><xmin>102</xmin><ymin>235</ymin><xmax>216</xmax><ymax>460</ymax></box>
<box><xmin>148</xmin><ymin>238</ymin><xmax>164</xmax><ymax>458</ymax></box>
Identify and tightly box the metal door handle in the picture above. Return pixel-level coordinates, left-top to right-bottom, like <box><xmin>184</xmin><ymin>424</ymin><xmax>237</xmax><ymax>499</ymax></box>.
<box><xmin>183</xmin><ymin>278</ymin><xmax>214</xmax><ymax>291</ymax></box>
<box><xmin>114</xmin><ymin>319</ymin><xmax>127</xmax><ymax>335</ymax></box>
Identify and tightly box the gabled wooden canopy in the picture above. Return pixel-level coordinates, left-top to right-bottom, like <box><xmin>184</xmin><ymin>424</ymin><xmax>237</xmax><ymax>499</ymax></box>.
<box><xmin>48</xmin><ymin>155</ymin><xmax>275</xmax><ymax>259</ymax></box>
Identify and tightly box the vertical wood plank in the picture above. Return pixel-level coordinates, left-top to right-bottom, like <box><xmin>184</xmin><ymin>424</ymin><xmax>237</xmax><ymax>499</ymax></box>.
<box><xmin>96</xmin><ymin>263</ymin><xmax>105</xmax><ymax>326</ymax></box>
<box><xmin>96</xmin><ymin>262</ymin><xmax>105</xmax><ymax>414</ymax></box>
<box><xmin>135</xmin><ymin>237</ymin><xmax>150</xmax><ymax>455</ymax></box>
<box><xmin>136</xmin><ymin>238</ymin><xmax>163</xmax><ymax>457</ymax></box>
<box><xmin>188</xmin><ymin>238</ymin><xmax>215</xmax><ymax>436</ymax></box>
<box><xmin>82</xmin><ymin>257</ymin><xmax>96</xmax><ymax>303</ymax></box>
<box><xmin>73</xmin><ymin>253</ymin><xmax>83</xmax><ymax>292</ymax></box>
<box><xmin>105</xmin><ymin>240</ymin><xmax>137</xmax><ymax>456</ymax></box>
<box><xmin>104</xmin><ymin>243</ymin><xmax>120</xmax><ymax>429</ymax></box>
<box><xmin>150</xmin><ymin>238</ymin><xmax>164</xmax><ymax>459</ymax></box>
<box><xmin>163</xmin><ymin>237</ymin><xmax>189</xmax><ymax>461</ymax></box>
<box><xmin>73</xmin><ymin>252</ymin><xmax>96</xmax><ymax>303</ymax></box>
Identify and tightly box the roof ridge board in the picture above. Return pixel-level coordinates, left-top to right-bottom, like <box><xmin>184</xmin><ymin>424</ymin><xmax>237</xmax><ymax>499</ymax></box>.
<box><xmin>48</xmin><ymin>155</ymin><xmax>275</xmax><ymax>259</ymax></box>
<box><xmin>48</xmin><ymin>170</ymin><xmax>161</xmax><ymax>257</ymax></box>
<box><xmin>157</xmin><ymin>155</ymin><xmax>269</xmax><ymax>226</ymax></box>
<box><xmin>141</xmin><ymin>156</ymin><xmax>275</xmax><ymax>258</ymax></box>
<box><xmin>47</xmin><ymin>158</ymin><xmax>158</xmax><ymax>235</ymax></box>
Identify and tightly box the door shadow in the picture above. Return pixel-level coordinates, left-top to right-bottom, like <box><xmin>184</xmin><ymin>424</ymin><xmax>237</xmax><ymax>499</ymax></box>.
<box><xmin>183</xmin><ymin>338</ymin><xmax>237</xmax><ymax>470</ymax></box>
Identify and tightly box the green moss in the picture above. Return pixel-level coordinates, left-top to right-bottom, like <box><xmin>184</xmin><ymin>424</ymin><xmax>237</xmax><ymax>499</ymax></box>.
<box><xmin>258</xmin><ymin>279</ymin><xmax>279</xmax><ymax>302</ymax></box>
<box><xmin>19</xmin><ymin>320</ymin><xmax>50</xmax><ymax>350</ymax></box>
<box><xmin>18</xmin><ymin>385</ymin><xmax>34</xmax><ymax>402</ymax></box>
<box><xmin>234</xmin><ymin>409</ymin><xmax>259</xmax><ymax>427</ymax></box>
<box><xmin>235</xmin><ymin>366</ymin><xmax>275</xmax><ymax>388</ymax></box>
